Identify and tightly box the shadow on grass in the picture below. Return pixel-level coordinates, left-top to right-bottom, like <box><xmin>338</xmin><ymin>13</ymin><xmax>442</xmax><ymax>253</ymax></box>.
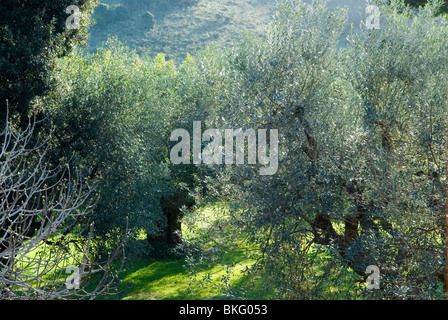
<box><xmin>113</xmin><ymin>259</ymin><xmax>190</xmax><ymax>300</ymax></box>
<box><xmin>106</xmin><ymin>248</ymin><xmax>266</xmax><ymax>300</ymax></box>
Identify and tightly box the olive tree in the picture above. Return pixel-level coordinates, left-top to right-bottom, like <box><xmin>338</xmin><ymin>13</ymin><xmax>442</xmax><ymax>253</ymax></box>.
<box><xmin>340</xmin><ymin>0</ymin><xmax>448</xmax><ymax>298</ymax></box>
<box><xmin>196</xmin><ymin>0</ymin><xmax>352</xmax><ymax>298</ymax></box>
<box><xmin>45</xmin><ymin>40</ymin><xmax>204</xmax><ymax>255</ymax></box>
<box><xmin>197</xmin><ymin>0</ymin><xmax>448</xmax><ymax>299</ymax></box>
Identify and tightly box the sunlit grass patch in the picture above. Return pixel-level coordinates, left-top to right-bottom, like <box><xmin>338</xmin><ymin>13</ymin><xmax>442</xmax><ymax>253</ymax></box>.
<box><xmin>104</xmin><ymin>202</ymin><xmax>270</xmax><ymax>300</ymax></box>
<box><xmin>117</xmin><ymin>257</ymin><xmax>255</xmax><ymax>300</ymax></box>
<box><xmin>3</xmin><ymin>235</ymin><xmax>90</xmax><ymax>297</ymax></box>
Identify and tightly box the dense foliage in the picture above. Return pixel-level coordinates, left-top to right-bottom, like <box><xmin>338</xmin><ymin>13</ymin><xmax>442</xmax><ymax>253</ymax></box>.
<box><xmin>0</xmin><ymin>0</ymin><xmax>98</xmax><ymax>128</ymax></box>
<box><xmin>42</xmin><ymin>41</ymin><xmax>177</xmax><ymax>254</ymax></box>
<box><xmin>3</xmin><ymin>0</ymin><xmax>448</xmax><ymax>300</ymax></box>
<box><xmin>186</xmin><ymin>0</ymin><xmax>448</xmax><ymax>299</ymax></box>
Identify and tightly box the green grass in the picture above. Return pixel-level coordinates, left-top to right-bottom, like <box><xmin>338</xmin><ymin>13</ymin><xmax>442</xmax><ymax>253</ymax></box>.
<box><xmin>116</xmin><ymin>259</ymin><xmax>190</xmax><ymax>300</ymax></box>
<box><xmin>104</xmin><ymin>203</ymin><xmax>271</xmax><ymax>300</ymax></box>
<box><xmin>99</xmin><ymin>202</ymin><xmax>367</xmax><ymax>300</ymax></box>
<box><xmin>10</xmin><ymin>203</ymin><xmax>364</xmax><ymax>300</ymax></box>
<box><xmin>110</xmin><ymin>254</ymin><xmax>258</xmax><ymax>300</ymax></box>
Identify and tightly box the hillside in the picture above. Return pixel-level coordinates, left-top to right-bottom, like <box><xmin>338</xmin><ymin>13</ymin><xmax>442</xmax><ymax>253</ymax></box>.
<box><xmin>87</xmin><ymin>0</ymin><xmax>374</xmax><ymax>61</ymax></box>
<box><xmin>87</xmin><ymin>0</ymin><xmax>276</xmax><ymax>61</ymax></box>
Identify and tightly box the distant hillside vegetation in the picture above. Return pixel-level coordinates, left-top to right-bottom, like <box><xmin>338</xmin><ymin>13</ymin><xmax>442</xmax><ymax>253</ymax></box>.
<box><xmin>87</xmin><ymin>0</ymin><xmax>275</xmax><ymax>61</ymax></box>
